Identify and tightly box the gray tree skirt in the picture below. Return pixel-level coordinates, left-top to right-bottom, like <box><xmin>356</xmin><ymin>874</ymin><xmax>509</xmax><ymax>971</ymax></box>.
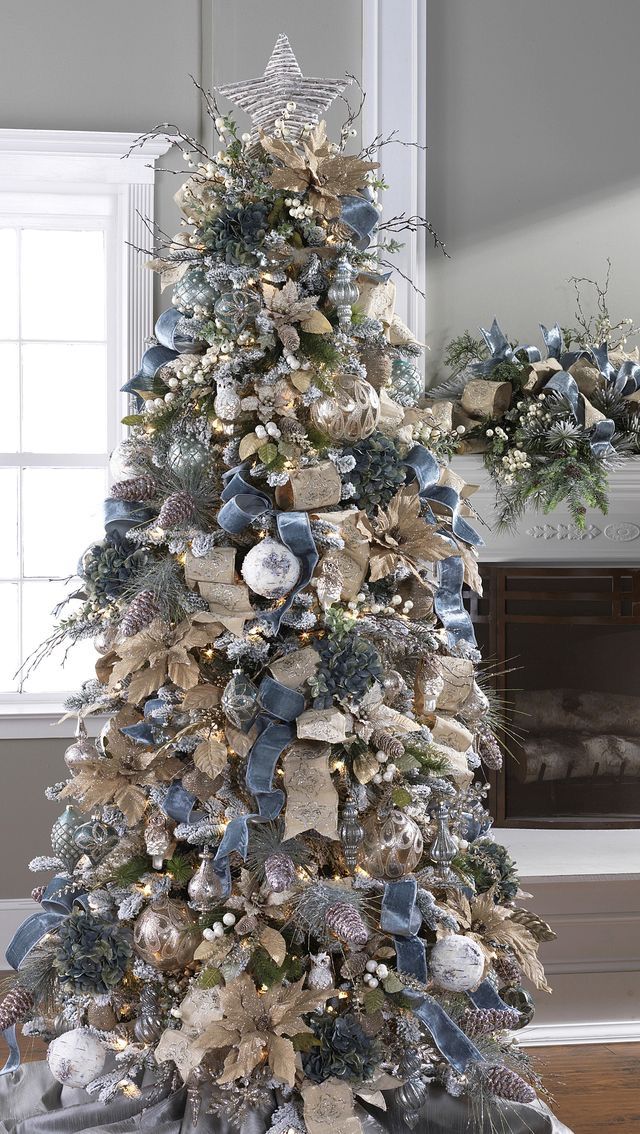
<box><xmin>0</xmin><ymin>1062</ymin><xmax>573</xmax><ymax>1134</ymax></box>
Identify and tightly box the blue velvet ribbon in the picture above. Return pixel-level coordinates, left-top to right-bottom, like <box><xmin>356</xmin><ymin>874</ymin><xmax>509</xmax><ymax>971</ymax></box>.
<box><xmin>539</xmin><ymin>322</ymin><xmax>591</xmax><ymax>370</ymax></box>
<box><xmin>471</xmin><ymin>318</ymin><xmax>541</xmax><ymax>377</ymax></box>
<box><xmin>467</xmin><ymin>979</ymin><xmax>511</xmax><ymax>1012</ymax></box>
<box><xmin>404</xmin><ymin>445</ymin><xmax>483</xmax><ymax>548</ymax></box>
<box><xmin>435</xmin><ymin>551</ymin><xmax>477</xmax><ymax>648</ymax></box>
<box><xmin>339</xmin><ymin>193</ymin><xmax>379</xmax><ymax>250</ymax></box>
<box><xmin>380</xmin><ymin>880</ymin><xmax>484</xmax><ymax>1072</ymax></box>
<box><xmin>591</xmin><ymin>342</ymin><xmax>640</xmax><ymax>397</ymax></box>
<box><xmin>218</xmin><ymin>463</ymin><xmax>272</xmax><ymax>534</ymax></box>
<box><xmin>212</xmin><ymin>674</ymin><xmax>302</xmax><ymax>895</ymax></box>
<box><xmin>103</xmin><ymin>499</ymin><xmax>154</xmax><ymax>543</ymax></box>
<box><xmin>121</xmin><ymin>310</ymin><xmax>201</xmax><ymax>397</ymax></box>
<box><xmin>402</xmin><ymin>445</ymin><xmax>479</xmax><ymax>647</ymax></box>
<box><xmin>154</xmin><ymin>308</ymin><xmax>201</xmax><ymax>355</ymax></box>
<box><xmin>381</xmin><ymin>879</ymin><xmax>427</xmax><ymax>982</ymax></box>
<box><xmin>260</xmin><ymin>511</ymin><xmax>319</xmax><ymax>633</ymax></box>
<box><xmin>2</xmin><ymin>879</ymin><xmax>89</xmax><ymax>1075</ymax></box>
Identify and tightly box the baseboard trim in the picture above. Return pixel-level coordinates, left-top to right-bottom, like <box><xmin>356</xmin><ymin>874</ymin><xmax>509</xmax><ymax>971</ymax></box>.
<box><xmin>520</xmin><ymin>1020</ymin><xmax>640</xmax><ymax>1046</ymax></box>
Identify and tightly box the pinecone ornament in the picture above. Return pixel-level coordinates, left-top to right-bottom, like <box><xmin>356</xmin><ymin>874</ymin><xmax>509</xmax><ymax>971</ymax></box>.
<box><xmin>483</xmin><ymin>1065</ymin><xmax>536</xmax><ymax>1104</ymax></box>
<box><xmin>370</xmin><ymin>729</ymin><xmax>405</xmax><ymax>761</ymax></box>
<box><xmin>121</xmin><ymin>590</ymin><xmax>158</xmax><ymax>637</ymax></box>
<box><xmin>158</xmin><ymin>491</ymin><xmax>195</xmax><ymax>529</ymax></box>
<box><xmin>458</xmin><ymin>1007</ymin><xmax>520</xmax><ymax>1039</ymax></box>
<box><xmin>325</xmin><ymin>901</ymin><xmax>369</xmax><ymax>946</ymax></box>
<box><xmin>277</xmin><ymin>323</ymin><xmax>301</xmax><ymax>355</ymax></box>
<box><xmin>264</xmin><ymin>851</ymin><xmax>296</xmax><ymax>893</ymax></box>
<box><xmin>0</xmin><ymin>985</ymin><xmax>34</xmax><ymax>1030</ymax></box>
<box><xmin>477</xmin><ymin>726</ymin><xmax>503</xmax><ymax>771</ymax></box>
<box><xmin>306</xmin><ymin>952</ymin><xmax>334</xmax><ymax>991</ymax></box>
<box><xmin>110</xmin><ymin>476</ymin><xmax>156</xmax><ymax>502</ymax></box>
<box><xmin>493</xmin><ymin>951</ymin><xmax>521</xmax><ymax>988</ymax></box>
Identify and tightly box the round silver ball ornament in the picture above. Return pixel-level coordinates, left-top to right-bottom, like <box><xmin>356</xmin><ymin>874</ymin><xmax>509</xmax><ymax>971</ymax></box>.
<box><xmin>429</xmin><ymin>933</ymin><xmax>485</xmax><ymax>992</ymax></box>
<box><xmin>47</xmin><ymin>1028</ymin><xmax>107</xmax><ymax>1087</ymax></box>
<box><xmin>360</xmin><ymin>809</ymin><xmax>423</xmax><ymax>880</ymax></box>
<box><xmin>241</xmin><ymin>537</ymin><xmax>301</xmax><ymax>599</ymax></box>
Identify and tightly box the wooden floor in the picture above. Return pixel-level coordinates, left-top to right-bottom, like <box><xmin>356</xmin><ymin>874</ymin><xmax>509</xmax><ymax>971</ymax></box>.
<box><xmin>3</xmin><ymin>1035</ymin><xmax>640</xmax><ymax>1131</ymax></box>
<box><xmin>533</xmin><ymin>1044</ymin><xmax>640</xmax><ymax>1133</ymax></box>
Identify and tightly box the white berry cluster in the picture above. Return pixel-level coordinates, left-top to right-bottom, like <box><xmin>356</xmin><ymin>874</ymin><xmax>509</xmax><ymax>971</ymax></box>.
<box><xmin>371</xmin><ymin>749</ymin><xmax>398</xmax><ymax>786</ymax></box>
<box><xmin>498</xmin><ymin>448</ymin><xmax>531</xmax><ymax>486</ymax></box>
<box><xmin>369</xmin><ymin>593</ymin><xmax>414</xmax><ymax>617</ymax></box>
<box><xmin>363</xmin><ymin>958</ymin><xmax>390</xmax><ymax>989</ymax></box>
<box><xmin>284</xmin><ymin>196</ymin><xmax>315</xmax><ymax>221</ymax></box>
<box><xmin>202</xmin><ymin>910</ymin><xmax>236</xmax><ymax>941</ymax></box>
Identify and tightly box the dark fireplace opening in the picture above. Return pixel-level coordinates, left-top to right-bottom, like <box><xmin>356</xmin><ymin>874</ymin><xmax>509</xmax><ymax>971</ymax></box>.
<box><xmin>467</xmin><ymin>567</ymin><xmax>640</xmax><ymax>828</ymax></box>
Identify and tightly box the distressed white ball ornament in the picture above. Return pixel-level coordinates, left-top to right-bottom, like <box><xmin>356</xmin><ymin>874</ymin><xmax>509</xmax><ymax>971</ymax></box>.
<box><xmin>47</xmin><ymin>1027</ymin><xmax>107</xmax><ymax>1087</ymax></box>
<box><xmin>429</xmin><ymin>934</ymin><xmax>485</xmax><ymax>992</ymax></box>
<box><xmin>241</xmin><ymin>538</ymin><xmax>301</xmax><ymax>599</ymax></box>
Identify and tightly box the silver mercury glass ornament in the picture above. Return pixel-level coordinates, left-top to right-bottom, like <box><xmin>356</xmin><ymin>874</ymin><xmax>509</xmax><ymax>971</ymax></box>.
<box><xmin>187</xmin><ymin>846</ymin><xmax>226</xmax><ymax>912</ymax></box>
<box><xmin>339</xmin><ymin>796</ymin><xmax>364</xmax><ymax>871</ymax></box>
<box><xmin>426</xmin><ymin>800</ymin><xmax>460</xmax><ymax>886</ymax></box>
<box><xmin>133</xmin><ymin>984</ymin><xmax>164</xmax><ymax>1044</ymax></box>
<box><xmin>51</xmin><ymin>806</ymin><xmax>84</xmax><ymax>874</ymax></box>
<box><xmin>395</xmin><ymin>1048</ymin><xmax>430</xmax><ymax>1129</ymax></box>
<box><xmin>328</xmin><ymin>255</ymin><xmax>359</xmax><ymax>330</ymax></box>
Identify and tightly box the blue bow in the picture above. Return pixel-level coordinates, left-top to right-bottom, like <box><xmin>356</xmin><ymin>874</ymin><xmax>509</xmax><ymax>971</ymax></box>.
<box><xmin>219</xmin><ymin>463</ymin><xmax>318</xmax><ymax>634</ymax></box>
<box><xmin>471</xmin><ymin>318</ymin><xmax>541</xmax><ymax>377</ymax></box>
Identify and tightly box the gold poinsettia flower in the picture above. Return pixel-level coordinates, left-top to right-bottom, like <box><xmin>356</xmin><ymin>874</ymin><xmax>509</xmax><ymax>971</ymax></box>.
<box><xmin>355</xmin><ymin>486</ymin><xmax>464</xmax><ymax>584</ymax></box>
<box><xmin>261</xmin><ymin>121</ymin><xmax>379</xmax><ymax>218</ymax></box>
<box><xmin>99</xmin><ymin>616</ymin><xmax>222</xmax><ymax>706</ymax></box>
<box><xmin>440</xmin><ymin>887</ymin><xmax>552</xmax><ymax>993</ymax></box>
<box><xmin>193</xmin><ymin>972</ymin><xmax>334</xmax><ymax>1087</ymax></box>
<box><xmin>262</xmin><ymin>278</ymin><xmax>332</xmax><ymax>353</ymax></box>
<box><xmin>59</xmin><ymin>708</ymin><xmax>182</xmax><ymax>826</ymax></box>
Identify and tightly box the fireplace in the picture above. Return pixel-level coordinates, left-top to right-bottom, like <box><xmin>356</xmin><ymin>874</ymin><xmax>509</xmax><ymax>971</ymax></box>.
<box><xmin>468</xmin><ymin>567</ymin><xmax>640</xmax><ymax>828</ymax></box>
<box><xmin>450</xmin><ymin>453</ymin><xmax>640</xmax><ymax>830</ymax></box>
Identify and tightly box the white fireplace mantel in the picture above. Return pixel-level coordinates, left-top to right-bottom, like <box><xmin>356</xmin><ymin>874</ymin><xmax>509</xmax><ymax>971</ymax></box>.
<box><xmin>451</xmin><ymin>454</ymin><xmax>640</xmax><ymax>563</ymax></box>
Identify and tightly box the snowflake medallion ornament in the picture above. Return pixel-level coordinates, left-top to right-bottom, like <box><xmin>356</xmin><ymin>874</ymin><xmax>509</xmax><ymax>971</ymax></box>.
<box><xmin>215</xmin><ymin>33</ymin><xmax>349</xmax><ymax>142</ymax></box>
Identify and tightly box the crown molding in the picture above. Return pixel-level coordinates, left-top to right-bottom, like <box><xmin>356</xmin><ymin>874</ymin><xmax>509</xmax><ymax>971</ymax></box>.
<box><xmin>0</xmin><ymin>129</ymin><xmax>171</xmax><ymax>160</ymax></box>
<box><xmin>0</xmin><ymin>129</ymin><xmax>172</xmax><ymax>185</ymax></box>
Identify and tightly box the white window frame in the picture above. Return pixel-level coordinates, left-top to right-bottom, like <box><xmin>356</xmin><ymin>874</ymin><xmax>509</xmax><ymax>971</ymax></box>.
<box><xmin>0</xmin><ymin>130</ymin><xmax>170</xmax><ymax>737</ymax></box>
<box><xmin>362</xmin><ymin>0</ymin><xmax>427</xmax><ymax>346</ymax></box>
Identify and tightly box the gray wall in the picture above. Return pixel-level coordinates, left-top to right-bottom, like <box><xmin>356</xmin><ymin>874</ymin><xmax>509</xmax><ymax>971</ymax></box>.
<box><xmin>425</xmin><ymin>0</ymin><xmax>640</xmax><ymax>380</ymax></box>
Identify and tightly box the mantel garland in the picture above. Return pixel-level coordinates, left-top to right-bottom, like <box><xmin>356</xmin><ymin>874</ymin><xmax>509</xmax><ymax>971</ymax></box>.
<box><xmin>430</xmin><ymin>293</ymin><xmax>640</xmax><ymax>530</ymax></box>
<box><xmin>1</xmin><ymin>34</ymin><xmax>568</xmax><ymax>1134</ymax></box>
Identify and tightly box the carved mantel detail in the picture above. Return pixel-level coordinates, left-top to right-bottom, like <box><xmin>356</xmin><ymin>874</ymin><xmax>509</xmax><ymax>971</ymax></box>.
<box><xmin>451</xmin><ymin>455</ymin><xmax>640</xmax><ymax>563</ymax></box>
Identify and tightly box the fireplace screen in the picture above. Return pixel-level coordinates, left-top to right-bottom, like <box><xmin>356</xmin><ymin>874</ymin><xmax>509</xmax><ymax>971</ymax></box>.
<box><xmin>468</xmin><ymin>568</ymin><xmax>640</xmax><ymax>828</ymax></box>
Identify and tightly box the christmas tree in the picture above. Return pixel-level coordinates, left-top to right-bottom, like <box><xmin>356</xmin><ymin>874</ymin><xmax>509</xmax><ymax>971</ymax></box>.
<box><xmin>0</xmin><ymin>36</ymin><xmax>567</xmax><ymax>1134</ymax></box>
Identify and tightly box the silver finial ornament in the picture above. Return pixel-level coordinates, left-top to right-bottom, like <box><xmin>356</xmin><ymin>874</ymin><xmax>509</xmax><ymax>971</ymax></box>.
<box><xmin>339</xmin><ymin>796</ymin><xmax>364</xmax><ymax>870</ymax></box>
<box><xmin>215</xmin><ymin>33</ymin><xmax>350</xmax><ymax>143</ymax></box>
<box><xmin>187</xmin><ymin>846</ymin><xmax>226</xmax><ymax>912</ymax></box>
<box><xmin>328</xmin><ymin>255</ymin><xmax>360</xmax><ymax>330</ymax></box>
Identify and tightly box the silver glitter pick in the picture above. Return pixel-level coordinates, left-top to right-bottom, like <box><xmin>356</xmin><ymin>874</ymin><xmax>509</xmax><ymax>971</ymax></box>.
<box><xmin>215</xmin><ymin>33</ymin><xmax>350</xmax><ymax>142</ymax></box>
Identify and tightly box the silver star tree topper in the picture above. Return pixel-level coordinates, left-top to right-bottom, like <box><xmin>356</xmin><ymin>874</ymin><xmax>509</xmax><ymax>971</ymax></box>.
<box><xmin>215</xmin><ymin>33</ymin><xmax>350</xmax><ymax>142</ymax></box>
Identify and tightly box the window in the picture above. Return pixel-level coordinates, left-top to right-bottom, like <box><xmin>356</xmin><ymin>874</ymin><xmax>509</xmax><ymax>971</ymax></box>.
<box><xmin>0</xmin><ymin>130</ymin><xmax>169</xmax><ymax>730</ymax></box>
